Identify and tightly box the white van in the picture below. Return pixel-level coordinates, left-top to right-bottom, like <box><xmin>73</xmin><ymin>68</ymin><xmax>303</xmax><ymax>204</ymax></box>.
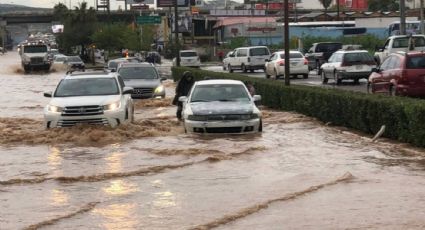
<box><xmin>173</xmin><ymin>50</ymin><xmax>201</xmax><ymax>68</ymax></box>
<box><xmin>227</xmin><ymin>46</ymin><xmax>271</xmax><ymax>73</ymax></box>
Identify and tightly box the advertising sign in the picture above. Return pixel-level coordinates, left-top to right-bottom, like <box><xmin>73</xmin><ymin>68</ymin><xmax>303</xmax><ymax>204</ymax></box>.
<box><xmin>52</xmin><ymin>25</ymin><xmax>64</xmax><ymax>33</ymax></box>
<box><xmin>157</xmin><ymin>0</ymin><xmax>189</xmax><ymax>7</ymax></box>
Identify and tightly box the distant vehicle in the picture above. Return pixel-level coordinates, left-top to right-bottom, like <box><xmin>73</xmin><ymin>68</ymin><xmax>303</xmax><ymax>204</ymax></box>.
<box><xmin>19</xmin><ymin>42</ymin><xmax>51</xmax><ymax>73</ymax></box>
<box><xmin>222</xmin><ymin>51</ymin><xmax>233</xmax><ymax>71</ymax></box>
<box><xmin>264</xmin><ymin>50</ymin><xmax>309</xmax><ymax>79</ymax></box>
<box><xmin>173</xmin><ymin>50</ymin><xmax>201</xmax><ymax>68</ymax></box>
<box><xmin>47</xmin><ymin>49</ymin><xmax>60</xmax><ymax>61</ymax></box>
<box><xmin>388</xmin><ymin>21</ymin><xmax>421</xmax><ymax>36</ymax></box>
<box><xmin>368</xmin><ymin>52</ymin><xmax>425</xmax><ymax>97</ymax></box>
<box><xmin>179</xmin><ymin>79</ymin><xmax>262</xmax><ymax>134</ymax></box>
<box><xmin>320</xmin><ymin>50</ymin><xmax>376</xmax><ymax>85</ymax></box>
<box><xmin>305</xmin><ymin>42</ymin><xmax>343</xmax><ymax>74</ymax></box>
<box><xmin>374</xmin><ymin>35</ymin><xmax>425</xmax><ymax>64</ymax></box>
<box><xmin>145</xmin><ymin>51</ymin><xmax>161</xmax><ymax>64</ymax></box>
<box><xmin>43</xmin><ymin>71</ymin><xmax>134</xmax><ymax>128</ymax></box>
<box><xmin>53</xmin><ymin>55</ymin><xmax>67</xmax><ymax>64</ymax></box>
<box><xmin>227</xmin><ymin>46</ymin><xmax>271</xmax><ymax>73</ymax></box>
<box><xmin>117</xmin><ymin>62</ymin><xmax>167</xmax><ymax>99</ymax></box>
<box><xmin>106</xmin><ymin>57</ymin><xmax>141</xmax><ymax>72</ymax></box>
<box><xmin>64</xmin><ymin>56</ymin><xmax>85</xmax><ymax>71</ymax></box>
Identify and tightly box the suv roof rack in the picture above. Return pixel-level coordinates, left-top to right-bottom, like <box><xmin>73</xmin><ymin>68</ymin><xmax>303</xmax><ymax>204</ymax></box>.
<box><xmin>66</xmin><ymin>67</ymin><xmax>107</xmax><ymax>75</ymax></box>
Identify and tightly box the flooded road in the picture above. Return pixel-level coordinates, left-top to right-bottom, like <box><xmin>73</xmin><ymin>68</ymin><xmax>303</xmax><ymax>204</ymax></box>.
<box><xmin>1</xmin><ymin>52</ymin><xmax>425</xmax><ymax>230</ymax></box>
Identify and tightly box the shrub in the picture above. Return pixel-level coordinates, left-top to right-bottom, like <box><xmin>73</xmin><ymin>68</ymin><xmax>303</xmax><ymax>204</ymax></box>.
<box><xmin>172</xmin><ymin>67</ymin><xmax>425</xmax><ymax>147</ymax></box>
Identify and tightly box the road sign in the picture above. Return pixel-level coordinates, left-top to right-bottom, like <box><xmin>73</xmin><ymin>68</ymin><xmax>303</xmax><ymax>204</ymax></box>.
<box><xmin>136</xmin><ymin>16</ymin><xmax>162</xmax><ymax>25</ymax></box>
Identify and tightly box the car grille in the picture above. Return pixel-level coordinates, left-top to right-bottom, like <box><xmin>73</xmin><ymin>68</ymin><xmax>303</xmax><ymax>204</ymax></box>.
<box><xmin>206</xmin><ymin>114</ymin><xmax>246</xmax><ymax>121</ymax></box>
<box><xmin>205</xmin><ymin>127</ymin><xmax>243</xmax><ymax>133</ymax></box>
<box><xmin>57</xmin><ymin>118</ymin><xmax>109</xmax><ymax>127</ymax></box>
<box><xmin>62</xmin><ymin>105</ymin><xmax>104</xmax><ymax>116</ymax></box>
<box><xmin>30</xmin><ymin>57</ymin><xmax>44</xmax><ymax>64</ymax></box>
<box><xmin>132</xmin><ymin>88</ymin><xmax>153</xmax><ymax>96</ymax></box>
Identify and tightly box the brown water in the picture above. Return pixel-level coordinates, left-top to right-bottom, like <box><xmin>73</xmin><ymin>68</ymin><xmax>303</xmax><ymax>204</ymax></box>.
<box><xmin>1</xmin><ymin>52</ymin><xmax>425</xmax><ymax>230</ymax></box>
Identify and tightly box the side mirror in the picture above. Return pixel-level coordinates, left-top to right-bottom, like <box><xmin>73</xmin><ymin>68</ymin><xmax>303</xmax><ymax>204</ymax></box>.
<box><xmin>123</xmin><ymin>86</ymin><xmax>134</xmax><ymax>94</ymax></box>
<box><xmin>253</xmin><ymin>95</ymin><xmax>262</xmax><ymax>102</ymax></box>
<box><xmin>44</xmin><ymin>92</ymin><xmax>52</xmax><ymax>97</ymax></box>
<box><xmin>179</xmin><ymin>96</ymin><xmax>187</xmax><ymax>102</ymax></box>
<box><xmin>160</xmin><ymin>77</ymin><xmax>167</xmax><ymax>81</ymax></box>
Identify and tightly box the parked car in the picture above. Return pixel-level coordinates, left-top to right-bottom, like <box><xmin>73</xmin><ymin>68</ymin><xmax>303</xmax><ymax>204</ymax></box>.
<box><xmin>305</xmin><ymin>42</ymin><xmax>343</xmax><ymax>74</ymax></box>
<box><xmin>179</xmin><ymin>79</ymin><xmax>262</xmax><ymax>134</ymax></box>
<box><xmin>264</xmin><ymin>50</ymin><xmax>309</xmax><ymax>79</ymax></box>
<box><xmin>53</xmin><ymin>54</ymin><xmax>67</xmax><ymax>64</ymax></box>
<box><xmin>117</xmin><ymin>62</ymin><xmax>167</xmax><ymax>99</ymax></box>
<box><xmin>173</xmin><ymin>50</ymin><xmax>201</xmax><ymax>68</ymax></box>
<box><xmin>368</xmin><ymin>51</ymin><xmax>425</xmax><ymax>97</ymax></box>
<box><xmin>320</xmin><ymin>50</ymin><xmax>376</xmax><ymax>85</ymax></box>
<box><xmin>43</xmin><ymin>71</ymin><xmax>134</xmax><ymax>128</ymax></box>
<box><xmin>227</xmin><ymin>46</ymin><xmax>271</xmax><ymax>73</ymax></box>
<box><xmin>64</xmin><ymin>56</ymin><xmax>85</xmax><ymax>71</ymax></box>
<box><xmin>222</xmin><ymin>51</ymin><xmax>233</xmax><ymax>71</ymax></box>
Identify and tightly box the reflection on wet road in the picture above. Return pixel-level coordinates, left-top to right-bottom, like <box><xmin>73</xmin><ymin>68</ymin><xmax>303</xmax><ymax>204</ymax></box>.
<box><xmin>1</xmin><ymin>52</ymin><xmax>425</xmax><ymax>229</ymax></box>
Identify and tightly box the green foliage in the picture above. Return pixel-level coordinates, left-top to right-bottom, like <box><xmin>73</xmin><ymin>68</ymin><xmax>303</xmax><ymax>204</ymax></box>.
<box><xmin>223</xmin><ymin>37</ymin><xmax>249</xmax><ymax>50</ymax></box>
<box><xmin>172</xmin><ymin>67</ymin><xmax>425</xmax><ymax>148</ymax></box>
<box><xmin>92</xmin><ymin>23</ymin><xmax>140</xmax><ymax>52</ymax></box>
<box><xmin>368</xmin><ymin>0</ymin><xmax>399</xmax><ymax>11</ymax></box>
<box><xmin>140</xmin><ymin>25</ymin><xmax>156</xmax><ymax>51</ymax></box>
<box><xmin>53</xmin><ymin>3</ymin><xmax>68</xmax><ymax>23</ymax></box>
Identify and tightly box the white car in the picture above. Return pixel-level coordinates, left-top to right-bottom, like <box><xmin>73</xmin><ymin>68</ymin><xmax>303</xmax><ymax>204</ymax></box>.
<box><xmin>227</xmin><ymin>46</ymin><xmax>270</xmax><ymax>73</ymax></box>
<box><xmin>44</xmin><ymin>72</ymin><xmax>134</xmax><ymax>128</ymax></box>
<box><xmin>320</xmin><ymin>50</ymin><xmax>377</xmax><ymax>85</ymax></box>
<box><xmin>222</xmin><ymin>51</ymin><xmax>233</xmax><ymax>71</ymax></box>
<box><xmin>173</xmin><ymin>50</ymin><xmax>201</xmax><ymax>68</ymax></box>
<box><xmin>179</xmin><ymin>79</ymin><xmax>262</xmax><ymax>134</ymax></box>
<box><xmin>264</xmin><ymin>50</ymin><xmax>309</xmax><ymax>79</ymax></box>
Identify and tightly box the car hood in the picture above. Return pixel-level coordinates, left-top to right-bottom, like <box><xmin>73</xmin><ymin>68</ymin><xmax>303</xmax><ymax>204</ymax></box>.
<box><xmin>67</xmin><ymin>62</ymin><xmax>84</xmax><ymax>65</ymax></box>
<box><xmin>49</xmin><ymin>95</ymin><xmax>121</xmax><ymax>107</ymax></box>
<box><xmin>123</xmin><ymin>79</ymin><xmax>160</xmax><ymax>88</ymax></box>
<box><xmin>190</xmin><ymin>101</ymin><xmax>253</xmax><ymax>115</ymax></box>
<box><xmin>23</xmin><ymin>53</ymin><xmax>47</xmax><ymax>58</ymax></box>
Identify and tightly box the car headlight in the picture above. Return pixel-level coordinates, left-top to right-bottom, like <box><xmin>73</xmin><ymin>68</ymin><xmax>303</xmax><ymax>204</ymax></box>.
<box><xmin>187</xmin><ymin>115</ymin><xmax>207</xmax><ymax>121</ymax></box>
<box><xmin>47</xmin><ymin>105</ymin><xmax>62</xmax><ymax>113</ymax></box>
<box><xmin>103</xmin><ymin>101</ymin><xmax>121</xmax><ymax>111</ymax></box>
<box><xmin>240</xmin><ymin>114</ymin><xmax>259</xmax><ymax>120</ymax></box>
<box><xmin>154</xmin><ymin>85</ymin><xmax>164</xmax><ymax>94</ymax></box>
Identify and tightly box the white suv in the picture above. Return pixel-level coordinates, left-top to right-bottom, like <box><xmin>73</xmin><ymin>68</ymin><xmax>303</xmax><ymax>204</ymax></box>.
<box><xmin>173</xmin><ymin>50</ymin><xmax>201</xmax><ymax>68</ymax></box>
<box><xmin>227</xmin><ymin>46</ymin><xmax>270</xmax><ymax>73</ymax></box>
<box><xmin>43</xmin><ymin>71</ymin><xmax>134</xmax><ymax>128</ymax></box>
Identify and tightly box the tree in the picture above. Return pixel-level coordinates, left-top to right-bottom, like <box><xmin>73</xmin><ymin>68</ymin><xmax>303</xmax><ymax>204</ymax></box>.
<box><xmin>368</xmin><ymin>0</ymin><xmax>399</xmax><ymax>11</ymax></box>
<box><xmin>92</xmin><ymin>23</ymin><xmax>142</xmax><ymax>52</ymax></box>
<box><xmin>319</xmin><ymin>0</ymin><xmax>332</xmax><ymax>20</ymax></box>
<box><xmin>52</xmin><ymin>3</ymin><xmax>68</xmax><ymax>22</ymax></box>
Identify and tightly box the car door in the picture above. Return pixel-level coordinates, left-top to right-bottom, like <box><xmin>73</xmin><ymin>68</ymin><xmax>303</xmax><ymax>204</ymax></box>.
<box><xmin>331</xmin><ymin>53</ymin><xmax>343</xmax><ymax>79</ymax></box>
<box><xmin>229</xmin><ymin>49</ymin><xmax>239</xmax><ymax>68</ymax></box>
<box><xmin>371</xmin><ymin>56</ymin><xmax>394</xmax><ymax>93</ymax></box>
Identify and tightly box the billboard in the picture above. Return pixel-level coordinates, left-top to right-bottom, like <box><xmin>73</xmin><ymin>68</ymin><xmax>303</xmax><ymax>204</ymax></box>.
<box><xmin>51</xmin><ymin>25</ymin><xmax>64</xmax><ymax>33</ymax></box>
<box><xmin>126</xmin><ymin>0</ymin><xmax>155</xmax><ymax>4</ymax></box>
<box><xmin>169</xmin><ymin>13</ymin><xmax>192</xmax><ymax>33</ymax></box>
<box><xmin>157</xmin><ymin>0</ymin><xmax>189</xmax><ymax>7</ymax></box>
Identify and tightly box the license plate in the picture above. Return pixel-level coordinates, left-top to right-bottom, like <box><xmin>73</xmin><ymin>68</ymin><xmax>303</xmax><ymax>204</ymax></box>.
<box><xmin>291</xmin><ymin>62</ymin><xmax>297</xmax><ymax>66</ymax></box>
<box><xmin>355</xmin><ymin>65</ymin><xmax>362</xmax><ymax>70</ymax></box>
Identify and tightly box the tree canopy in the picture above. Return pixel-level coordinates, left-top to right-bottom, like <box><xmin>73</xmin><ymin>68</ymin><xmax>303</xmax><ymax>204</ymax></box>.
<box><xmin>319</xmin><ymin>0</ymin><xmax>332</xmax><ymax>10</ymax></box>
<box><xmin>368</xmin><ymin>0</ymin><xmax>399</xmax><ymax>11</ymax></box>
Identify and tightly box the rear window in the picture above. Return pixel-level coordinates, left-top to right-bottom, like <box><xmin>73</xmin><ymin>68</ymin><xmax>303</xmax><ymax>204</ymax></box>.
<box><xmin>316</xmin><ymin>43</ymin><xmax>342</xmax><ymax>52</ymax></box>
<box><xmin>249</xmin><ymin>47</ymin><xmax>270</xmax><ymax>56</ymax></box>
<box><xmin>393</xmin><ymin>37</ymin><xmax>425</xmax><ymax>48</ymax></box>
<box><xmin>180</xmin><ymin>51</ymin><xmax>197</xmax><ymax>57</ymax></box>
<box><xmin>280</xmin><ymin>53</ymin><xmax>303</xmax><ymax>59</ymax></box>
<box><xmin>406</xmin><ymin>56</ymin><xmax>425</xmax><ymax>69</ymax></box>
<box><xmin>343</xmin><ymin>52</ymin><xmax>374</xmax><ymax>63</ymax></box>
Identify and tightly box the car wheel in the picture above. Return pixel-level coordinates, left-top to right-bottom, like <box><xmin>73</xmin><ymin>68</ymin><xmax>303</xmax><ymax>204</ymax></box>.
<box><xmin>367</xmin><ymin>82</ymin><xmax>372</xmax><ymax>93</ymax></box>
<box><xmin>129</xmin><ymin>106</ymin><xmax>135</xmax><ymax>123</ymax></box>
<box><xmin>223</xmin><ymin>64</ymin><xmax>226</xmax><ymax>71</ymax></box>
<box><xmin>321</xmin><ymin>71</ymin><xmax>328</xmax><ymax>84</ymax></box>
<box><xmin>250</xmin><ymin>69</ymin><xmax>254</xmax><ymax>73</ymax></box>
<box><xmin>353</xmin><ymin>78</ymin><xmax>359</xmax><ymax>84</ymax></box>
<box><xmin>258</xmin><ymin>119</ymin><xmax>263</xmax><ymax>132</ymax></box>
<box><xmin>302</xmin><ymin>74</ymin><xmax>308</xmax><ymax>79</ymax></box>
<box><xmin>242</xmin><ymin>64</ymin><xmax>247</xmax><ymax>73</ymax></box>
<box><xmin>228</xmin><ymin>64</ymin><xmax>233</xmax><ymax>73</ymax></box>
<box><xmin>265</xmin><ymin>71</ymin><xmax>271</xmax><ymax>79</ymax></box>
<box><xmin>334</xmin><ymin>71</ymin><xmax>341</xmax><ymax>85</ymax></box>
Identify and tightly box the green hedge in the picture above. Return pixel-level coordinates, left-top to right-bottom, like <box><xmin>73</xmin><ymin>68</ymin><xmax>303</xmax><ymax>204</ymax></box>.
<box><xmin>172</xmin><ymin>66</ymin><xmax>425</xmax><ymax>148</ymax></box>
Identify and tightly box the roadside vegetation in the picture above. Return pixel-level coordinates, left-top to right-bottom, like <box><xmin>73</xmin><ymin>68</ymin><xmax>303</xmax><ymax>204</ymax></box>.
<box><xmin>172</xmin><ymin>67</ymin><xmax>425</xmax><ymax>148</ymax></box>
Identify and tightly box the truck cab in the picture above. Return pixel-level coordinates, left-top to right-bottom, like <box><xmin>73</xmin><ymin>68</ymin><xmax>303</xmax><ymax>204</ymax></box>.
<box><xmin>19</xmin><ymin>42</ymin><xmax>51</xmax><ymax>73</ymax></box>
<box><xmin>374</xmin><ymin>35</ymin><xmax>425</xmax><ymax>64</ymax></box>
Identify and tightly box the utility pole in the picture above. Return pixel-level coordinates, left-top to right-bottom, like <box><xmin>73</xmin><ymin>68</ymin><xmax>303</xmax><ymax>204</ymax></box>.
<box><xmin>174</xmin><ymin>0</ymin><xmax>180</xmax><ymax>66</ymax></box>
<box><xmin>421</xmin><ymin>0</ymin><xmax>425</xmax><ymax>34</ymax></box>
<box><xmin>336</xmin><ymin>0</ymin><xmax>340</xmax><ymax>21</ymax></box>
<box><xmin>400</xmin><ymin>0</ymin><xmax>406</xmax><ymax>35</ymax></box>
<box><xmin>284</xmin><ymin>0</ymin><xmax>290</xmax><ymax>86</ymax></box>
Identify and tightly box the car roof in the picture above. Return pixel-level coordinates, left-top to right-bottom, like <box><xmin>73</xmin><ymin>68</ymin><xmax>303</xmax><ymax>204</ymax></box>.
<box><xmin>195</xmin><ymin>79</ymin><xmax>244</xmax><ymax>86</ymax></box>
<box><xmin>334</xmin><ymin>50</ymin><xmax>369</xmax><ymax>54</ymax></box>
<box><xmin>118</xmin><ymin>62</ymin><xmax>154</xmax><ymax>68</ymax></box>
<box><xmin>180</xmin><ymin>50</ymin><xmax>197</xmax><ymax>52</ymax></box>
<box><xmin>236</xmin><ymin>46</ymin><xmax>269</xmax><ymax>49</ymax></box>
<box><xmin>64</xmin><ymin>72</ymin><xmax>117</xmax><ymax>80</ymax></box>
<box><xmin>274</xmin><ymin>50</ymin><xmax>302</xmax><ymax>54</ymax></box>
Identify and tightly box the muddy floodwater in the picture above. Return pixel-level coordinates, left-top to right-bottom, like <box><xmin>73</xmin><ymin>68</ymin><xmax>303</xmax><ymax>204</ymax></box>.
<box><xmin>1</xmin><ymin>52</ymin><xmax>425</xmax><ymax>230</ymax></box>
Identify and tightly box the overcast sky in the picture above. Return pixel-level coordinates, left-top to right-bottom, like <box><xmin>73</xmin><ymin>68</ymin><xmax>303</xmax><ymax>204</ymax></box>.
<box><xmin>5</xmin><ymin>0</ymin><xmax>323</xmax><ymax>10</ymax></box>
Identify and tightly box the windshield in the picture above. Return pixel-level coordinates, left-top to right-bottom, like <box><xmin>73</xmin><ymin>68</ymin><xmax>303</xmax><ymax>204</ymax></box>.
<box><xmin>54</xmin><ymin>78</ymin><xmax>119</xmax><ymax>97</ymax></box>
<box><xmin>180</xmin><ymin>51</ymin><xmax>197</xmax><ymax>57</ymax></box>
<box><xmin>54</xmin><ymin>56</ymin><xmax>66</xmax><ymax>62</ymax></box>
<box><xmin>67</xmin><ymin>56</ymin><xmax>82</xmax><ymax>62</ymax></box>
<box><xmin>344</xmin><ymin>52</ymin><xmax>374</xmax><ymax>62</ymax></box>
<box><xmin>108</xmin><ymin>61</ymin><xmax>119</xmax><ymax>69</ymax></box>
<box><xmin>24</xmin><ymin>45</ymin><xmax>47</xmax><ymax>53</ymax></box>
<box><xmin>118</xmin><ymin>66</ymin><xmax>159</xmax><ymax>79</ymax></box>
<box><xmin>249</xmin><ymin>47</ymin><xmax>270</xmax><ymax>56</ymax></box>
<box><xmin>190</xmin><ymin>84</ymin><xmax>250</xmax><ymax>102</ymax></box>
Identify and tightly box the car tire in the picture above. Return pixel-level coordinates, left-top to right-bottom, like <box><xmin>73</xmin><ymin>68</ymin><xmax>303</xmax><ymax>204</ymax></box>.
<box><xmin>258</xmin><ymin>119</ymin><xmax>263</xmax><ymax>132</ymax></box>
<box><xmin>223</xmin><ymin>64</ymin><xmax>226</xmax><ymax>71</ymax></box>
<box><xmin>367</xmin><ymin>82</ymin><xmax>372</xmax><ymax>94</ymax></box>
<box><xmin>334</xmin><ymin>71</ymin><xmax>341</xmax><ymax>85</ymax></box>
<box><xmin>302</xmin><ymin>74</ymin><xmax>308</xmax><ymax>79</ymax></box>
<box><xmin>274</xmin><ymin>69</ymin><xmax>279</xmax><ymax>80</ymax></box>
<box><xmin>321</xmin><ymin>71</ymin><xmax>328</xmax><ymax>84</ymax></box>
<box><xmin>228</xmin><ymin>64</ymin><xmax>233</xmax><ymax>73</ymax></box>
<box><xmin>242</xmin><ymin>64</ymin><xmax>247</xmax><ymax>73</ymax></box>
<box><xmin>250</xmin><ymin>69</ymin><xmax>254</xmax><ymax>73</ymax></box>
<box><xmin>129</xmin><ymin>106</ymin><xmax>135</xmax><ymax>123</ymax></box>
<box><xmin>265</xmin><ymin>71</ymin><xmax>271</xmax><ymax>79</ymax></box>
<box><xmin>353</xmin><ymin>78</ymin><xmax>359</xmax><ymax>84</ymax></box>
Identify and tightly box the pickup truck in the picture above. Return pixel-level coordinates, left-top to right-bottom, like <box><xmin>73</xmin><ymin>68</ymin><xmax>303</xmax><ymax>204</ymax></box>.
<box><xmin>374</xmin><ymin>35</ymin><xmax>425</xmax><ymax>64</ymax></box>
<box><xmin>304</xmin><ymin>42</ymin><xmax>342</xmax><ymax>75</ymax></box>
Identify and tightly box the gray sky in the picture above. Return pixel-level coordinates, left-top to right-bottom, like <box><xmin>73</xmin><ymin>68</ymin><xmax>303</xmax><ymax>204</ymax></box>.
<box><xmin>5</xmin><ymin>0</ymin><xmax>323</xmax><ymax>10</ymax></box>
